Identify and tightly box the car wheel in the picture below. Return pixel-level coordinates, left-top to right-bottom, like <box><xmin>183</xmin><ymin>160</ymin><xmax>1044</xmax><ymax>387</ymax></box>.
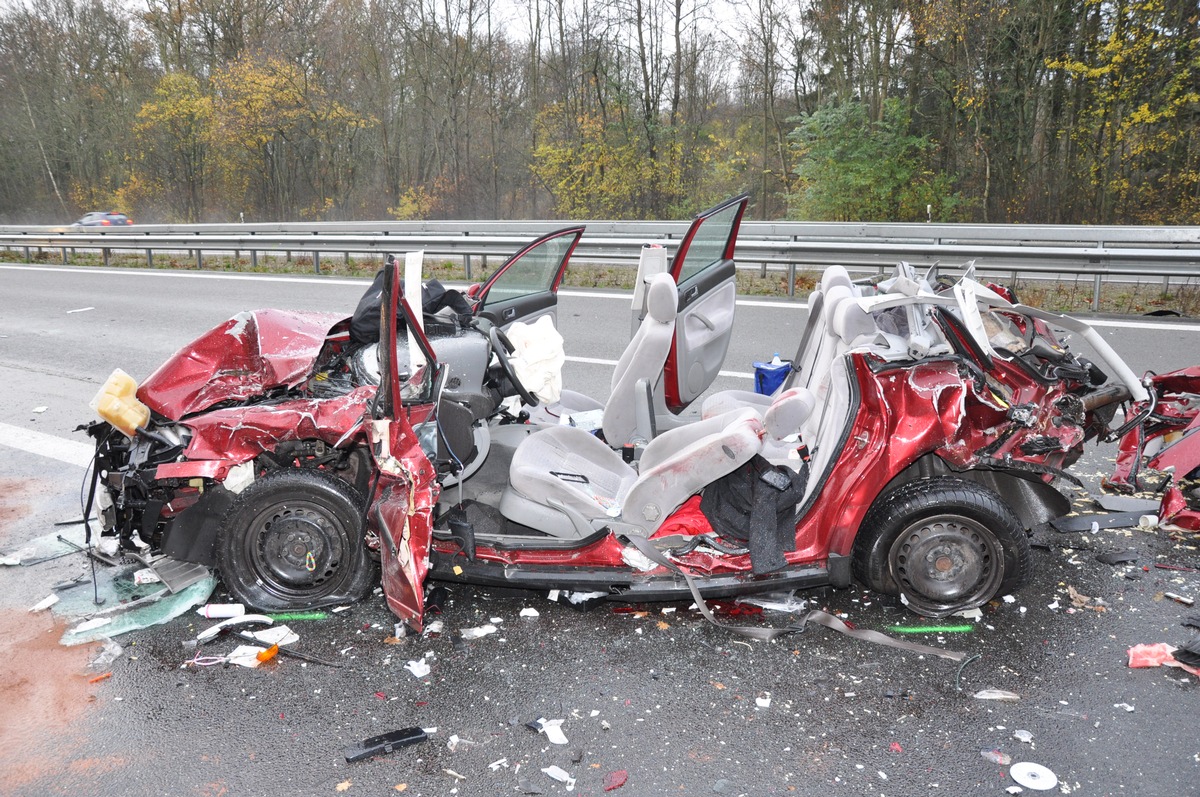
<box><xmin>217</xmin><ymin>468</ymin><xmax>378</xmax><ymax>610</ymax></box>
<box><xmin>851</xmin><ymin>476</ymin><xmax>1031</xmax><ymax>617</ymax></box>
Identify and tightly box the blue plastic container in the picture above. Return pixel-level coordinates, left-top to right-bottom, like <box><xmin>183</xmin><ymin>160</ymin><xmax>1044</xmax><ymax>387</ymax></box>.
<box><xmin>753</xmin><ymin>355</ymin><xmax>791</xmax><ymax>396</ymax></box>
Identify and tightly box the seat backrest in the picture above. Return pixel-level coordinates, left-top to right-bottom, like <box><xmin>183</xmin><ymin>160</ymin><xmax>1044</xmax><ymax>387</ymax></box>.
<box><xmin>800</xmin><ymin>353</ymin><xmax>857</xmax><ymax>505</ymax></box>
<box><xmin>603</xmin><ymin>272</ymin><xmax>678</xmax><ymax>445</ymax></box>
<box><xmin>798</xmin><ymin>283</ymin><xmax>853</xmax><ymax>401</ymax></box>
<box><xmin>622</xmin><ymin>407</ymin><xmax>763</xmax><ymax>536</ymax></box>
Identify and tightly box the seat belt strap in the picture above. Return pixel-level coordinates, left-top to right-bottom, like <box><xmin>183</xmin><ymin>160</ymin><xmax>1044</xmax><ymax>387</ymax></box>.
<box><xmin>623</xmin><ymin>534</ymin><xmax>967</xmax><ymax>662</ymax></box>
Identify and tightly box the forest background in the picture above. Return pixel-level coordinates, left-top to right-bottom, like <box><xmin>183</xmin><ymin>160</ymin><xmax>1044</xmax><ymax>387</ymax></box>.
<box><xmin>0</xmin><ymin>0</ymin><xmax>1197</xmax><ymax>225</ymax></box>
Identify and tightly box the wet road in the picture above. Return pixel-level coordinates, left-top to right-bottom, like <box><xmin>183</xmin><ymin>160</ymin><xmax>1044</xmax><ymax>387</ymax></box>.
<box><xmin>1</xmin><ymin>263</ymin><xmax>1198</xmax><ymax>796</ymax></box>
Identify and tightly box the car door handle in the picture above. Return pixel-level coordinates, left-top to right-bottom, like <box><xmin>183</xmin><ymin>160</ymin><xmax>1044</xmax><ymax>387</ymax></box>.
<box><xmin>690</xmin><ymin>311</ymin><xmax>715</xmax><ymax>330</ymax></box>
<box><xmin>503</xmin><ymin>308</ymin><xmax>516</xmax><ymax>319</ymax></box>
<box><xmin>684</xmin><ymin>286</ymin><xmax>699</xmax><ymax>302</ymax></box>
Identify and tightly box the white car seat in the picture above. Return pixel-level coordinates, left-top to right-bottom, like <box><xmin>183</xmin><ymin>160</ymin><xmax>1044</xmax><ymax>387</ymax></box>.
<box><xmin>498</xmin><ymin>407</ymin><xmax>764</xmax><ymax>539</ymax></box>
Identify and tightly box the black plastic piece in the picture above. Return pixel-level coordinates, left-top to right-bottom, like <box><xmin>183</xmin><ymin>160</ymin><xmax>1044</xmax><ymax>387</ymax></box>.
<box><xmin>343</xmin><ymin>727</ymin><xmax>427</xmax><ymax>762</ymax></box>
<box><xmin>160</xmin><ymin>485</ymin><xmax>235</xmax><ymax>566</ymax></box>
<box><xmin>447</xmin><ymin>504</ymin><xmax>476</xmax><ymax>561</ymax></box>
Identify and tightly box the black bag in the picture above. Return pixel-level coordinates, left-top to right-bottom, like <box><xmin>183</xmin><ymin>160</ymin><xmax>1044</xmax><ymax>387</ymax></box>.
<box><xmin>700</xmin><ymin>454</ymin><xmax>808</xmax><ymax>575</ymax></box>
<box><xmin>349</xmin><ymin>261</ymin><xmax>474</xmax><ymax>346</ymax></box>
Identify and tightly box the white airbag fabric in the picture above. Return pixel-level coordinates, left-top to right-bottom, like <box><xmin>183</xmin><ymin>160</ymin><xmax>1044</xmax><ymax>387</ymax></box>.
<box><xmin>506</xmin><ymin>315</ymin><xmax>566</xmax><ymax>403</ymax></box>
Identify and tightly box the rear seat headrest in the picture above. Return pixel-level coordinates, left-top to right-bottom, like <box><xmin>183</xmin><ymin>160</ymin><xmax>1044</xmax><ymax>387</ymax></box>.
<box><xmin>832</xmin><ymin>297</ymin><xmax>876</xmax><ymax>344</ymax></box>
<box><xmin>645</xmin><ymin>273</ymin><xmax>678</xmax><ymax>324</ymax></box>
<box><xmin>823</xmin><ymin>284</ymin><xmax>853</xmax><ymax>324</ymax></box>
<box><xmin>820</xmin><ymin>266</ymin><xmax>853</xmax><ymax>294</ymax></box>
<box><xmin>764</xmin><ymin>387</ymin><xmax>816</xmax><ymax>440</ymax></box>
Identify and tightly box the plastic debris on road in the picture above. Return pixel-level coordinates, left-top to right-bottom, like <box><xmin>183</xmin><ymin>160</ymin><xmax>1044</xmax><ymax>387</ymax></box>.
<box><xmin>343</xmin><ymin>727</ymin><xmax>428</xmax><ymax>762</ymax></box>
<box><xmin>519</xmin><ymin>607</ymin><xmax>540</xmax><ymax>618</ymax></box>
<box><xmin>973</xmin><ymin>689</ymin><xmax>1021</xmax><ymax>701</ymax></box>
<box><xmin>197</xmin><ymin>603</ymin><xmax>245</xmax><ymax>618</ymax></box>
<box><xmin>541</xmin><ymin>765</ymin><xmax>575</xmax><ymax>789</ymax></box>
<box><xmin>459</xmin><ymin>623</ymin><xmax>498</xmax><ymax>640</ymax></box>
<box><xmin>981</xmin><ymin>748</ymin><xmax>1012</xmax><ymax>765</ymax></box>
<box><xmin>227</xmin><ymin>644</ymin><xmax>268</xmax><ymax>668</ymax></box>
<box><xmin>736</xmin><ymin>592</ymin><xmax>808</xmax><ymax>614</ymax></box>
<box><xmin>527</xmin><ymin>717</ymin><xmax>568</xmax><ymax>745</ymax></box>
<box><xmin>29</xmin><ymin>593</ymin><xmax>59</xmax><ymax>612</ymax></box>
<box><xmin>1013</xmin><ymin>729</ymin><xmax>1034</xmax><ymax>743</ymax></box>
<box><xmin>603</xmin><ymin>770</ymin><xmax>628</xmax><ymax>791</ymax></box>
<box><xmin>405</xmin><ymin>656</ymin><xmax>433</xmax><ymax>678</ymax></box>
<box><xmin>1127</xmin><ymin>642</ymin><xmax>1200</xmax><ymax>676</ymax></box>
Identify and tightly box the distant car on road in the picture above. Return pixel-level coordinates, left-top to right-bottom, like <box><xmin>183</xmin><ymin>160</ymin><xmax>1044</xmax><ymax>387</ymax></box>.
<box><xmin>73</xmin><ymin>211</ymin><xmax>132</xmax><ymax>227</ymax></box>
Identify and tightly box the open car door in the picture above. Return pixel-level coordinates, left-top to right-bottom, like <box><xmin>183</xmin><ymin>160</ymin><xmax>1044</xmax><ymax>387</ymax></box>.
<box><xmin>367</xmin><ymin>257</ymin><xmax>441</xmax><ymax>632</ymax></box>
<box><xmin>473</xmin><ymin>227</ymin><xmax>584</xmax><ymax>329</ymax></box>
<box><xmin>663</xmin><ymin>195</ymin><xmax>749</xmax><ymax>412</ymax></box>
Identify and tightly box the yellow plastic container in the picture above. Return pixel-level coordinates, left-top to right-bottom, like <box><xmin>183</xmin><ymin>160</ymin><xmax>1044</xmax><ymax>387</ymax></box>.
<box><xmin>90</xmin><ymin>368</ymin><xmax>151</xmax><ymax>438</ymax></box>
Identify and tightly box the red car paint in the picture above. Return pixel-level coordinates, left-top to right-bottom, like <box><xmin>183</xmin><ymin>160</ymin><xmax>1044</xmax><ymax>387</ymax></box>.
<box><xmin>139</xmin><ymin>309</ymin><xmax>346</xmax><ymax>420</ymax></box>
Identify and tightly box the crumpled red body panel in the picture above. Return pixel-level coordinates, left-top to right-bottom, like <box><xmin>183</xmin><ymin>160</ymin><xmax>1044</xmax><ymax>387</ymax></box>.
<box><xmin>138</xmin><ymin>309</ymin><xmax>346</xmax><ymax>419</ymax></box>
<box><xmin>182</xmin><ymin>388</ymin><xmax>374</xmax><ymax>463</ymax></box>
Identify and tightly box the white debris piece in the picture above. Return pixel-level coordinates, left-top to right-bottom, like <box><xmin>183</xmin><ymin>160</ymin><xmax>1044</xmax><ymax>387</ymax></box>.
<box><xmin>245</xmin><ymin>625</ymin><xmax>299</xmax><ymax>647</ymax></box>
<box><xmin>133</xmin><ymin>568</ymin><xmax>161</xmax><ymax>585</ymax></box>
<box><xmin>519</xmin><ymin>607</ymin><xmax>540</xmax><ymax>618</ymax></box>
<box><xmin>563</xmin><ymin>591</ymin><xmax>607</xmax><ymax>604</ymax></box>
<box><xmin>531</xmin><ymin>717</ymin><xmax>568</xmax><ymax>745</ymax></box>
<box><xmin>541</xmin><ymin>765</ymin><xmax>576</xmax><ymax>790</ymax></box>
<box><xmin>29</xmin><ymin>594</ymin><xmax>59</xmax><ymax>612</ymax></box>
<box><xmin>973</xmin><ymin>689</ymin><xmax>1021</xmax><ymax>701</ymax></box>
<box><xmin>755</xmin><ymin>695</ymin><xmax>772</xmax><ymax>709</ymax></box>
<box><xmin>460</xmin><ymin>624</ymin><xmax>498</xmax><ymax>640</ymax></box>
<box><xmin>69</xmin><ymin>617</ymin><xmax>112</xmax><ymax>634</ymax></box>
<box><xmin>405</xmin><ymin>658</ymin><xmax>432</xmax><ymax>678</ymax></box>
<box><xmin>227</xmin><ymin>645</ymin><xmax>267</xmax><ymax>668</ymax></box>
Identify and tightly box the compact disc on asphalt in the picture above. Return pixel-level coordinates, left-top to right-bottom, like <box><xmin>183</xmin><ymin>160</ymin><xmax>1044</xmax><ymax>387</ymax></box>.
<box><xmin>1009</xmin><ymin>761</ymin><xmax>1058</xmax><ymax>791</ymax></box>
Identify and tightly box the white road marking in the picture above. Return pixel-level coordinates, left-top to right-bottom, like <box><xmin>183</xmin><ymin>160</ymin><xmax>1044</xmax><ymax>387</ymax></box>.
<box><xmin>0</xmin><ymin>421</ymin><xmax>94</xmax><ymax>468</ymax></box>
<box><xmin>6</xmin><ymin>263</ymin><xmax>1200</xmax><ymax>332</ymax></box>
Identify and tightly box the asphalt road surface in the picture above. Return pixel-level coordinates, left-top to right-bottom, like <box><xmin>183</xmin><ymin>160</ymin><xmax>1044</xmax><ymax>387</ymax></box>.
<box><xmin>1</xmin><ymin>263</ymin><xmax>1198</xmax><ymax>796</ymax></box>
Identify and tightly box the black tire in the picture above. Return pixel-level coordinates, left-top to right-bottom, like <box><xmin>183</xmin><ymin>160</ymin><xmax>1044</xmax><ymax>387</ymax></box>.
<box><xmin>217</xmin><ymin>468</ymin><xmax>378</xmax><ymax>611</ymax></box>
<box><xmin>851</xmin><ymin>476</ymin><xmax>1031</xmax><ymax>617</ymax></box>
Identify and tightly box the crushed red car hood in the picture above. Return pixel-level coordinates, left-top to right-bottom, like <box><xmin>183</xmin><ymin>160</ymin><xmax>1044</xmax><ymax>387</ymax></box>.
<box><xmin>138</xmin><ymin>309</ymin><xmax>346</xmax><ymax>419</ymax></box>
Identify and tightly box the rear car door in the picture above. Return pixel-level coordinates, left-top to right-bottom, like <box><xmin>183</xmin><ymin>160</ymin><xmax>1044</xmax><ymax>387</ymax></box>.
<box><xmin>473</xmin><ymin>227</ymin><xmax>584</xmax><ymax>329</ymax></box>
<box><xmin>663</xmin><ymin>195</ymin><xmax>749</xmax><ymax>412</ymax></box>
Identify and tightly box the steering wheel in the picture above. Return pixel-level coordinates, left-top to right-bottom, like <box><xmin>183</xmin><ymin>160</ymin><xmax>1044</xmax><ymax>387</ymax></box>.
<box><xmin>488</xmin><ymin>323</ymin><xmax>540</xmax><ymax>407</ymax></box>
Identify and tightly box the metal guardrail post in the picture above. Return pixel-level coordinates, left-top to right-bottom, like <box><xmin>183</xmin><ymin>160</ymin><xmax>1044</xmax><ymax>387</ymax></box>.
<box><xmin>103</xmin><ymin>248</ymin><xmax>110</xmax><ymax>268</ymax></box>
<box><xmin>464</xmin><ymin>253</ymin><xmax>472</xmax><ymax>280</ymax></box>
<box><xmin>250</xmin><ymin>250</ymin><xmax>258</xmax><ymax>269</ymax></box>
<box><xmin>1093</xmin><ymin>275</ymin><xmax>1103</xmax><ymax>311</ymax></box>
<box><xmin>147</xmin><ymin>249</ymin><xmax>153</xmax><ymax>268</ymax></box>
<box><xmin>23</xmin><ymin>246</ymin><xmax>30</xmax><ymax>262</ymax></box>
<box><xmin>313</xmin><ymin>251</ymin><xmax>320</xmax><ymax>274</ymax></box>
<box><xmin>60</xmin><ymin>246</ymin><xmax>68</xmax><ymax>264</ymax></box>
<box><xmin>787</xmin><ymin>263</ymin><xmax>795</xmax><ymax>297</ymax></box>
<box><xmin>195</xmin><ymin>249</ymin><xmax>202</xmax><ymax>269</ymax></box>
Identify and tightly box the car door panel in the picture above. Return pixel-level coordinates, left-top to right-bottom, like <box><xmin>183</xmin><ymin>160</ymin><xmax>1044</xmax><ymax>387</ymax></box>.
<box><xmin>663</xmin><ymin>195</ymin><xmax>748</xmax><ymax>411</ymax></box>
<box><xmin>475</xmin><ymin>227</ymin><xmax>583</xmax><ymax>330</ymax></box>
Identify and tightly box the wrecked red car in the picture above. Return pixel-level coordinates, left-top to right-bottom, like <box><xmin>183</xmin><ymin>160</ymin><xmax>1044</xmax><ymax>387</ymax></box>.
<box><xmin>1105</xmin><ymin>367</ymin><xmax>1200</xmax><ymax>530</ymax></box>
<box><xmin>82</xmin><ymin>195</ymin><xmax>1147</xmax><ymax>627</ymax></box>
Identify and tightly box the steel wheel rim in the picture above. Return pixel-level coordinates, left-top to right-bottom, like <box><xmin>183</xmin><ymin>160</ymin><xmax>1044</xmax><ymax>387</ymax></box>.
<box><xmin>888</xmin><ymin>513</ymin><xmax>1005</xmax><ymax>616</ymax></box>
<box><xmin>244</xmin><ymin>500</ymin><xmax>348</xmax><ymax>600</ymax></box>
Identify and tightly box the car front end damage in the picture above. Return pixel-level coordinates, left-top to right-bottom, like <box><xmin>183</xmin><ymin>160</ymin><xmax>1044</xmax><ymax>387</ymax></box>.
<box><xmin>83</xmin><ymin>307</ymin><xmax>382</xmax><ymax>607</ymax></box>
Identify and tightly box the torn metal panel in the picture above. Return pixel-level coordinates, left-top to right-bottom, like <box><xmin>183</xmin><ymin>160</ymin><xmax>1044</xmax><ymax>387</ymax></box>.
<box><xmin>138</xmin><ymin>309</ymin><xmax>346</xmax><ymax>419</ymax></box>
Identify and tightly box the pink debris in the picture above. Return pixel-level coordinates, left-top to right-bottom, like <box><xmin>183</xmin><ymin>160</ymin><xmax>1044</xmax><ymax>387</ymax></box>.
<box><xmin>603</xmin><ymin>770</ymin><xmax>628</xmax><ymax>791</ymax></box>
<box><xmin>1127</xmin><ymin>643</ymin><xmax>1200</xmax><ymax>676</ymax></box>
